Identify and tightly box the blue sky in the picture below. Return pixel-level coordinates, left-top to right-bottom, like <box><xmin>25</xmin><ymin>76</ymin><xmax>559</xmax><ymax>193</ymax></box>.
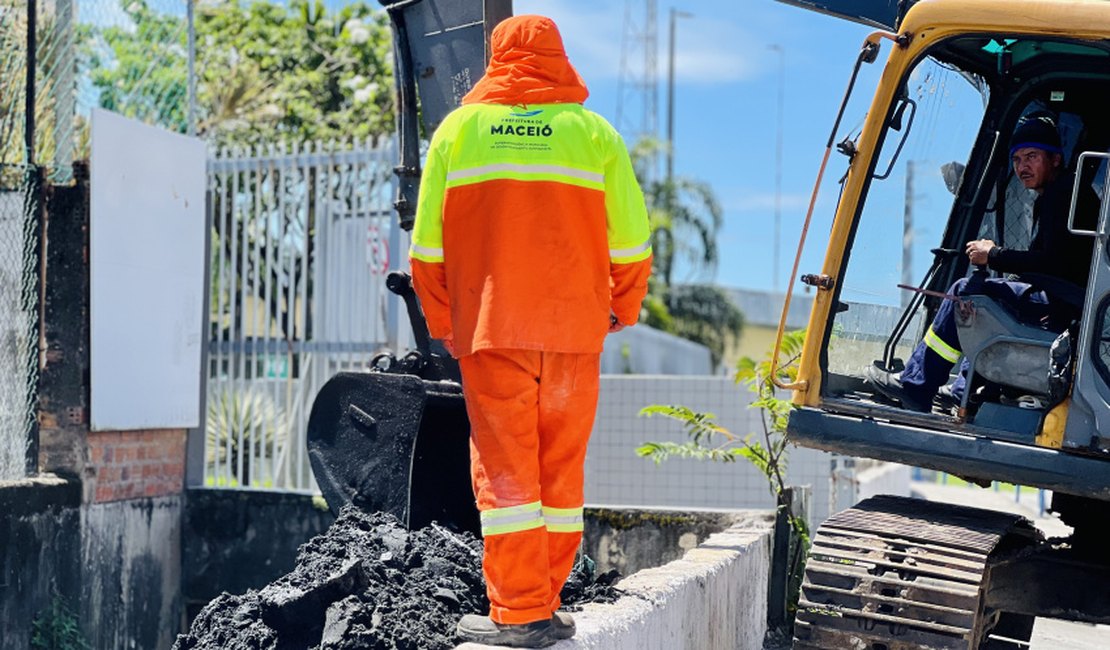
<box><xmin>533</xmin><ymin>1</ymin><xmax>878</xmax><ymax>293</ymax></box>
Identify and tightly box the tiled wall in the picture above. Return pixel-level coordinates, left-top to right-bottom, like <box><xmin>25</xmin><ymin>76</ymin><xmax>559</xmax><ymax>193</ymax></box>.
<box><xmin>586</xmin><ymin>375</ymin><xmax>844</xmax><ymax>524</ymax></box>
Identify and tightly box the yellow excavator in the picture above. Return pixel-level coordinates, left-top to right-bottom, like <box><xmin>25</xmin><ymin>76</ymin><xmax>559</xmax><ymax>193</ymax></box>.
<box><xmin>775</xmin><ymin>0</ymin><xmax>1110</xmax><ymax>647</ymax></box>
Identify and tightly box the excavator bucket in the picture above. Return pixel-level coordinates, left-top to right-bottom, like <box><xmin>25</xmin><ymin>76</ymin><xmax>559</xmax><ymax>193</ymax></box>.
<box><xmin>306</xmin><ymin>272</ymin><xmax>480</xmax><ymax>535</ymax></box>
<box><xmin>306</xmin><ymin>370</ymin><xmax>479</xmax><ymax>536</ymax></box>
<box><xmin>381</xmin><ymin>0</ymin><xmax>513</xmax><ymax>229</ymax></box>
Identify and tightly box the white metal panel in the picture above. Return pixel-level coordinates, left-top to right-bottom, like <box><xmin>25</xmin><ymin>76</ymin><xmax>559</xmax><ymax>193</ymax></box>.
<box><xmin>90</xmin><ymin>108</ymin><xmax>206</xmax><ymax>430</ymax></box>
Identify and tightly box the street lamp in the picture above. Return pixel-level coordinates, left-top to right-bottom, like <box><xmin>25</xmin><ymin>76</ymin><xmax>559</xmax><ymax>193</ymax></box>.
<box><xmin>768</xmin><ymin>44</ymin><xmax>785</xmax><ymax>293</ymax></box>
<box><xmin>666</xmin><ymin>8</ymin><xmax>693</xmax><ymax>185</ymax></box>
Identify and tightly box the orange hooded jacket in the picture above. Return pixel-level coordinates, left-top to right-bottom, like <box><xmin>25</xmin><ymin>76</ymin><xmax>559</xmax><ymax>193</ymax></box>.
<box><xmin>409</xmin><ymin>15</ymin><xmax>652</xmax><ymax>357</ymax></box>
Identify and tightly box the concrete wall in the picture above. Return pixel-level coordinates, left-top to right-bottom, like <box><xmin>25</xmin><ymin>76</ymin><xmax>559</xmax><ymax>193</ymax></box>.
<box><xmin>601</xmin><ymin>326</ymin><xmax>714</xmax><ymax>375</ymax></box>
<box><xmin>854</xmin><ymin>461</ymin><xmax>914</xmax><ymax>502</ymax></box>
<box><xmin>0</xmin><ymin>477</ymin><xmax>81</xmax><ymax>650</ymax></box>
<box><xmin>460</xmin><ymin>515</ymin><xmax>775</xmax><ymax>650</ymax></box>
<box><xmin>81</xmin><ymin>496</ymin><xmax>183</xmax><ymax>650</ymax></box>
<box><xmin>182</xmin><ymin>489</ymin><xmax>336</xmax><ymax>621</ymax></box>
<box><xmin>0</xmin><ymin>477</ymin><xmax>182</xmax><ymax>650</ymax></box>
<box><xmin>582</xmin><ymin>508</ymin><xmax>752</xmax><ymax>578</ymax></box>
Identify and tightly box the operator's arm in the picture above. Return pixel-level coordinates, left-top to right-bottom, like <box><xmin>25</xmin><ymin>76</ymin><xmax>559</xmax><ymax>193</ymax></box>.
<box><xmin>986</xmin><ymin>243</ymin><xmax>1052</xmax><ymax>275</ymax></box>
<box><xmin>604</xmin><ymin>132</ymin><xmax>653</xmax><ymax>326</ymax></box>
<box><xmin>409</xmin><ymin>126</ymin><xmax>453</xmax><ymax>341</ymax></box>
<box><xmin>988</xmin><ymin>179</ymin><xmax>1095</xmax><ymax>281</ymax></box>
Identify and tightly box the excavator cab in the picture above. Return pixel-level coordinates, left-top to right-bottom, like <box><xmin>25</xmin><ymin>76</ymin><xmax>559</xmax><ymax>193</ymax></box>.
<box><xmin>783</xmin><ymin>9</ymin><xmax>1110</xmax><ymax>478</ymax></box>
<box><xmin>775</xmin><ymin>1</ymin><xmax>1110</xmax><ymax>647</ymax></box>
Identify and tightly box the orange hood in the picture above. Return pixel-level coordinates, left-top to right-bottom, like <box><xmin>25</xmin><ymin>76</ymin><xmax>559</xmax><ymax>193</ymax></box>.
<box><xmin>462</xmin><ymin>14</ymin><xmax>589</xmax><ymax>106</ymax></box>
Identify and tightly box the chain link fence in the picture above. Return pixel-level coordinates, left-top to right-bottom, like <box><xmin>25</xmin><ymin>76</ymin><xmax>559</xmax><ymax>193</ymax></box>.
<box><xmin>1</xmin><ymin>0</ymin><xmax>194</xmax><ymax>184</ymax></box>
<box><xmin>0</xmin><ymin>0</ymin><xmax>53</xmax><ymax>479</ymax></box>
<box><xmin>0</xmin><ymin>168</ymin><xmax>40</xmax><ymax>480</ymax></box>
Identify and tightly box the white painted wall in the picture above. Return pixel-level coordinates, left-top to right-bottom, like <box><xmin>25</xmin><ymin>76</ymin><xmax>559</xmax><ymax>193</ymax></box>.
<box><xmin>90</xmin><ymin>109</ymin><xmax>206</xmax><ymax>430</ymax></box>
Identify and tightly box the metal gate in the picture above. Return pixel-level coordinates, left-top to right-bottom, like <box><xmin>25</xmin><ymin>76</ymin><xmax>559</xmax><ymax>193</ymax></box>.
<box><xmin>204</xmin><ymin>139</ymin><xmax>403</xmax><ymax>491</ymax></box>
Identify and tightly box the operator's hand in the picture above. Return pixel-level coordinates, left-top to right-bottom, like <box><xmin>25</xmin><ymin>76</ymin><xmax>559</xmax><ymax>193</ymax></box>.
<box><xmin>608</xmin><ymin>311</ymin><xmax>625</xmax><ymax>333</ymax></box>
<box><xmin>442</xmin><ymin>336</ymin><xmax>456</xmax><ymax>357</ymax></box>
<box><xmin>965</xmin><ymin>239</ymin><xmax>996</xmax><ymax>266</ymax></box>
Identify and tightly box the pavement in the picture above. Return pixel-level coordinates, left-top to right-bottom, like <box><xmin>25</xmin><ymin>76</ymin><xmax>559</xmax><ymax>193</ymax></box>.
<box><xmin>911</xmin><ymin>481</ymin><xmax>1110</xmax><ymax>649</ymax></box>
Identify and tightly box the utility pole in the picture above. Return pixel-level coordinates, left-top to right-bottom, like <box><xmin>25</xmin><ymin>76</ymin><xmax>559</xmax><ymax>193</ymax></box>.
<box><xmin>25</xmin><ymin>0</ymin><xmax>37</xmax><ymax>166</ymax></box>
<box><xmin>666</xmin><ymin>9</ymin><xmax>692</xmax><ymax>185</ymax></box>
<box><xmin>187</xmin><ymin>0</ymin><xmax>197</xmax><ymax>136</ymax></box>
<box><xmin>769</xmin><ymin>44</ymin><xmax>785</xmax><ymax>293</ymax></box>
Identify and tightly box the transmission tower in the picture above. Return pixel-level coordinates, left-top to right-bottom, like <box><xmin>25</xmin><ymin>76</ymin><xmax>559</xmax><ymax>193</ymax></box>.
<box><xmin>616</xmin><ymin>0</ymin><xmax>659</xmax><ymax>182</ymax></box>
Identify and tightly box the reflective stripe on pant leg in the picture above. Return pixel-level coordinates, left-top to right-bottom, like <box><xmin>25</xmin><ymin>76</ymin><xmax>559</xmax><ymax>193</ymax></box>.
<box><xmin>923</xmin><ymin>326</ymin><xmax>961</xmax><ymax>363</ymax></box>
<box><xmin>542</xmin><ymin>505</ymin><xmax>584</xmax><ymax>533</ymax></box>
<box><xmin>481</xmin><ymin>501</ymin><xmax>545</xmax><ymax>536</ymax></box>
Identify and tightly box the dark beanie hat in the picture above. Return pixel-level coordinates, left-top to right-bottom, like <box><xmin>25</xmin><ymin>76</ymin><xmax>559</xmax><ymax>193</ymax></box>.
<box><xmin>1009</xmin><ymin>111</ymin><xmax>1062</xmax><ymax>157</ymax></box>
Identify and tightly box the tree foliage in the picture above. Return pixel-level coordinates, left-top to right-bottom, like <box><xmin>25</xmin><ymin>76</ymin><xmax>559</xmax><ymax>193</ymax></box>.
<box><xmin>0</xmin><ymin>7</ymin><xmax>74</xmax><ymax>176</ymax></box>
<box><xmin>86</xmin><ymin>0</ymin><xmax>396</xmax><ymax>148</ymax></box>
<box><xmin>663</xmin><ymin>283</ymin><xmax>745</xmax><ymax>367</ymax></box>
<box><xmin>629</xmin><ymin>138</ymin><xmax>743</xmax><ymax>365</ymax></box>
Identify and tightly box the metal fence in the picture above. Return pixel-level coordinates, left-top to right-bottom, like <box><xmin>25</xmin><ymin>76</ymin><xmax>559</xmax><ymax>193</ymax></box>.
<box><xmin>204</xmin><ymin>138</ymin><xmax>400</xmax><ymax>491</ymax></box>
<box><xmin>0</xmin><ymin>171</ymin><xmax>41</xmax><ymax>480</ymax></box>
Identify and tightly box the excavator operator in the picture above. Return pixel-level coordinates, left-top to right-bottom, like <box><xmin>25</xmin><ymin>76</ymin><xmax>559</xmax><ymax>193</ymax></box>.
<box><xmin>409</xmin><ymin>14</ymin><xmax>652</xmax><ymax>648</ymax></box>
<box><xmin>868</xmin><ymin>110</ymin><xmax>1097</xmax><ymax>412</ymax></box>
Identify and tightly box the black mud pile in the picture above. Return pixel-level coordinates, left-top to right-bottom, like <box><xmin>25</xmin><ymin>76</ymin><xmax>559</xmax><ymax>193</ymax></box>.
<box><xmin>174</xmin><ymin>506</ymin><xmax>621</xmax><ymax>650</ymax></box>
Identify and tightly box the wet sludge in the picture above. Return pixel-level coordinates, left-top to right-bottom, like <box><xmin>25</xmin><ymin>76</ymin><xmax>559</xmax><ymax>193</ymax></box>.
<box><xmin>175</xmin><ymin>506</ymin><xmax>620</xmax><ymax>650</ymax></box>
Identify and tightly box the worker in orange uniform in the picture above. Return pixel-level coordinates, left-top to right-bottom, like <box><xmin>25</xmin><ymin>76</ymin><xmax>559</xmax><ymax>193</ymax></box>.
<box><xmin>409</xmin><ymin>14</ymin><xmax>652</xmax><ymax>649</ymax></box>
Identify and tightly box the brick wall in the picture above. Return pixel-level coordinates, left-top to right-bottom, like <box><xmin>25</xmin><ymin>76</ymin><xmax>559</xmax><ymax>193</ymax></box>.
<box><xmin>87</xmin><ymin>429</ymin><xmax>186</xmax><ymax>503</ymax></box>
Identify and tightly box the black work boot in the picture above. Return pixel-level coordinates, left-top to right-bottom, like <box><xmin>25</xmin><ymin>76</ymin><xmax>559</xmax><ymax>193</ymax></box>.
<box><xmin>456</xmin><ymin>614</ymin><xmax>556</xmax><ymax>648</ymax></box>
<box><xmin>551</xmin><ymin>611</ymin><xmax>576</xmax><ymax>640</ymax></box>
<box><xmin>866</xmin><ymin>365</ymin><xmax>932</xmax><ymax>413</ymax></box>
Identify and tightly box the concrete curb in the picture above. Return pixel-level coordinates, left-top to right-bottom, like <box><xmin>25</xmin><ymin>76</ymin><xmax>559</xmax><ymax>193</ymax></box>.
<box><xmin>458</xmin><ymin>518</ymin><xmax>774</xmax><ymax>650</ymax></box>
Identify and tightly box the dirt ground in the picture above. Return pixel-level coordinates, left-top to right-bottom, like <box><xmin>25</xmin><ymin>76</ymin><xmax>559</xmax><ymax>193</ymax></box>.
<box><xmin>173</xmin><ymin>506</ymin><xmax>619</xmax><ymax>650</ymax></box>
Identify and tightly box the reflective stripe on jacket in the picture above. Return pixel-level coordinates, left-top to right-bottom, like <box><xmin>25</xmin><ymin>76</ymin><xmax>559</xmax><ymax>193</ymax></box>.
<box><xmin>410</xmin><ymin>101</ymin><xmax>652</xmax><ymax>356</ymax></box>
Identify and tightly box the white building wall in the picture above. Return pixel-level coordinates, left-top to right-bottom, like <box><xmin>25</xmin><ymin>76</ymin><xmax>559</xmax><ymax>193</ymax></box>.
<box><xmin>600</xmin><ymin>326</ymin><xmax>714</xmax><ymax>375</ymax></box>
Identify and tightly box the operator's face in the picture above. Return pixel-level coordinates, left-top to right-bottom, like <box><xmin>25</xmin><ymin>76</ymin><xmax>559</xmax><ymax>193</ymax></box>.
<box><xmin>1011</xmin><ymin>147</ymin><xmax>1061</xmax><ymax>191</ymax></box>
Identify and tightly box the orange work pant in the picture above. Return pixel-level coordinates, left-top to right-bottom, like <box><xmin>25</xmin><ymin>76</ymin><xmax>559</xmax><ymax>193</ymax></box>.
<box><xmin>457</xmin><ymin>349</ymin><xmax>600</xmax><ymax>625</ymax></box>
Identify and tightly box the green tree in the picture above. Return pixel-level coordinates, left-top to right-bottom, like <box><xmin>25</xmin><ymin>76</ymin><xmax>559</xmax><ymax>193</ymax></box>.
<box><xmin>86</xmin><ymin>0</ymin><xmax>396</xmax><ymax>148</ymax></box>
<box><xmin>629</xmin><ymin>137</ymin><xmax>743</xmax><ymax>366</ymax></box>
<box><xmin>0</xmin><ymin>6</ymin><xmax>71</xmax><ymax>176</ymax></box>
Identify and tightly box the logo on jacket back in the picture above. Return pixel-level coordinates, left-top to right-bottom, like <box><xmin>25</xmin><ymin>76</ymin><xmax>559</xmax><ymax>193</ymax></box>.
<box><xmin>492</xmin><ymin>109</ymin><xmax>552</xmax><ymax>138</ymax></box>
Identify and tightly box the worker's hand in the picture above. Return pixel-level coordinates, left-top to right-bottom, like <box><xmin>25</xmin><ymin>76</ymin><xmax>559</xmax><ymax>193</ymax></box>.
<box><xmin>965</xmin><ymin>239</ymin><xmax>996</xmax><ymax>266</ymax></box>
<box><xmin>442</xmin><ymin>336</ymin><xmax>456</xmax><ymax>357</ymax></box>
<box><xmin>608</xmin><ymin>311</ymin><xmax>625</xmax><ymax>333</ymax></box>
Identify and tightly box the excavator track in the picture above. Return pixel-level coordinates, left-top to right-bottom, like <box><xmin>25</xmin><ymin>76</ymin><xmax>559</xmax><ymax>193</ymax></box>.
<box><xmin>794</xmin><ymin>495</ymin><xmax>1040</xmax><ymax>650</ymax></box>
